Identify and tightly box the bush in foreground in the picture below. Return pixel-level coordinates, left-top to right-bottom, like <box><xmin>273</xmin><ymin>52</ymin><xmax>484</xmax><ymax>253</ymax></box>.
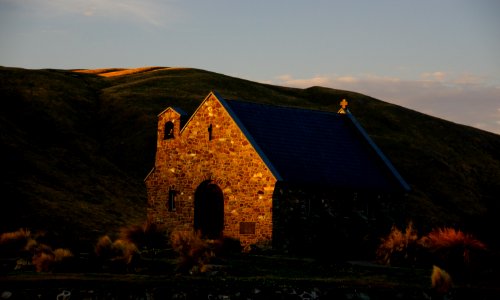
<box><xmin>431</xmin><ymin>265</ymin><xmax>453</xmax><ymax>295</ymax></box>
<box><xmin>94</xmin><ymin>235</ymin><xmax>139</xmax><ymax>272</ymax></box>
<box><xmin>377</xmin><ymin>222</ymin><xmax>489</xmax><ymax>290</ymax></box>
<box><xmin>118</xmin><ymin>222</ymin><xmax>169</xmax><ymax>255</ymax></box>
<box><xmin>170</xmin><ymin>230</ymin><xmax>213</xmax><ymax>274</ymax></box>
<box><xmin>419</xmin><ymin>227</ymin><xmax>487</xmax><ymax>283</ymax></box>
<box><xmin>0</xmin><ymin>228</ymin><xmax>73</xmax><ymax>272</ymax></box>
<box><xmin>375</xmin><ymin>221</ymin><xmax>419</xmax><ymax>266</ymax></box>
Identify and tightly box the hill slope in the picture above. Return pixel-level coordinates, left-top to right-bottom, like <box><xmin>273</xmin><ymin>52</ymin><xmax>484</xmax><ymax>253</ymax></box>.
<box><xmin>1</xmin><ymin>66</ymin><xmax>500</xmax><ymax>251</ymax></box>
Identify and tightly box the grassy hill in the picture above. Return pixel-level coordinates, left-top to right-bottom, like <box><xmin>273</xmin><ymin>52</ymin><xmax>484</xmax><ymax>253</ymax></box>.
<box><xmin>1</xmin><ymin>66</ymin><xmax>500</xmax><ymax>253</ymax></box>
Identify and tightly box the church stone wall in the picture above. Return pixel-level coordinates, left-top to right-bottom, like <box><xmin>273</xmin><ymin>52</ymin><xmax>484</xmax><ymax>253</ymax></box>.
<box><xmin>145</xmin><ymin>94</ymin><xmax>277</xmax><ymax>247</ymax></box>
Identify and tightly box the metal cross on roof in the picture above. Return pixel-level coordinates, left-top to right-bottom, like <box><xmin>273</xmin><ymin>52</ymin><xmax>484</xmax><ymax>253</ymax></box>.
<box><xmin>337</xmin><ymin>99</ymin><xmax>349</xmax><ymax>114</ymax></box>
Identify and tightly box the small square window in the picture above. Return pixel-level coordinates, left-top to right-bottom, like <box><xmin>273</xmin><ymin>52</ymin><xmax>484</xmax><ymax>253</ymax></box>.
<box><xmin>239</xmin><ymin>222</ymin><xmax>256</xmax><ymax>235</ymax></box>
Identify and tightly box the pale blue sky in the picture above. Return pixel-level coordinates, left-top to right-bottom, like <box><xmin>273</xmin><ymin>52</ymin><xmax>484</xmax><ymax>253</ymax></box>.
<box><xmin>1</xmin><ymin>0</ymin><xmax>499</xmax><ymax>134</ymax></box>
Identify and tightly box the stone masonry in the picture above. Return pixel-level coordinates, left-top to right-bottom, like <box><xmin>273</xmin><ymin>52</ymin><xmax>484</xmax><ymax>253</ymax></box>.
<box><xmin>145</xmin><ymin>93</ymin><xmax>277</xmax><ymax>247</ymax></box>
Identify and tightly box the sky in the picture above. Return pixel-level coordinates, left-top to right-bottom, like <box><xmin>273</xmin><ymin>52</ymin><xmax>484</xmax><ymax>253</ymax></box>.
<box><xmin>1</xmin><ymin>0</ymin><xmax>499</xmax><ymax>135</ymax></box>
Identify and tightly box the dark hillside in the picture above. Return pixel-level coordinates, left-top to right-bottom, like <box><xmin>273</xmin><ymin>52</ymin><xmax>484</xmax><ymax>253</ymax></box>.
<box><xmin>0</xmin><ymin>67</ymin><xmax>146</xmax><ymax>250</ymax></box>
<box><xmin>1</xmin><ymin>66</ymin><xmax>500</xmax><ymax>253</ymax></box>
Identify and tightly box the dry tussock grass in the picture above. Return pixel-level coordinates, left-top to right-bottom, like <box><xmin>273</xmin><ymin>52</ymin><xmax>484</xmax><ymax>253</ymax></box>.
<box><xmin>0</xmin><ymin>228</ymin><xmax>31</xmax><ymax>244</ymax></box>
<box><xmin>31</xmin><ymin>245</ymin><xmax>73</xmax><ymax>272</ymax></box>
<box><xmin>376</xmin><ymin>221</ymin><xmax>419</xmax><ymax>266</ymax></box>
<box><xmin>32</xmin><ymin>251</ymin><xmax>53</xmax><ymax>272</ymax></box>
<box><xmin>431</xmin><ymin>265</ymin><xmax>453</xmax><ymax>294</ymax></box>
<box><xmin>118</xmin><ymin>222</ymin><xmax>169</xmax><ymax>252</ymax></box>
<box><xmin>0</xmin><ymin>229</ymin><xmax>51</xmax><ymax>271</ymax></box>
<box><xmin>0</xmin><ymin>228</ymin><xmax>36</xmax><ymax>258</ymax></box>
<box><xmin>377</xmin><ymin>223</ymin><xmax>489</xmax><ymax>290</ymax></box>
<box><xmin>95</xmin><ymin>235</ymin><xmax>114</xmax><ymax>258</ymax></box>
<box><xmin>377</xmin><ymin>223</ymin><xmax>487</xmax><ymax>268</ymax></box>
<box><xmin>95</xmin><ymin>235</ymin><xmax>138</xmax><ymax>269</ymax></box>
<box><xmin>419</xmin><ymin>228</ymin><xmax>486</xmax><ymax>253</ymax></box>
<box><xmin>53</xmin><ymin>248</ymin><xmax>73</xmax><ymax>262</ymax></box>
<box><xmin>170</xmin><ymin>231</ymin><xmax>213</xmax><ymax>274</ymax></box>
<box><xmin>419</xmin><ymin>227</ymin><xmax>487</xmax><ymax>272</ymax></box>
<box><xmin>112</xmin><ymin>239</ymin><xmax>138</xmax><ymax>265</ymax></box>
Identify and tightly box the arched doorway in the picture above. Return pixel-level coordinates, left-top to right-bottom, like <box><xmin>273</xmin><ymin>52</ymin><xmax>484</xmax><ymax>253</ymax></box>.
<box><xmin>194</xmin><ymin>180</ymin><xmax>224</xmax><ymax>239</ymax></box>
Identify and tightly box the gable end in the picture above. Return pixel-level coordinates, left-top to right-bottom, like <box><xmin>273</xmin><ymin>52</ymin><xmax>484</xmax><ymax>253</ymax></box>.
<box><xmin>214</xmin><ymin>91</ymin><xmax>283</xmax><ymax>181</ymax></box>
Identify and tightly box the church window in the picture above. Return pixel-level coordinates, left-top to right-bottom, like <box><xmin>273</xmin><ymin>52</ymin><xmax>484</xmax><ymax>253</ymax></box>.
<box><xmin>168</xmin><ymin>189</ymin><xmax>177</xmax><ymax>211</ymax></box>
<box><xmin>208</xmin><ymin>124</ymin><xmax>213</xmax><ymax>141</ymax></box>
<box><xmin>239</xmin><ymin>222</ymin><xmax>256</xmax><ymax>235</ymax></box>
<box><xmin>164</xmin><ymin>121</ymin><xmax>174</xmax><ymax>139</ymax></box>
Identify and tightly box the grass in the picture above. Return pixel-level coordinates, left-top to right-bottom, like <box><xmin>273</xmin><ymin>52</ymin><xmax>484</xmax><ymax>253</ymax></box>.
<box><xmin>431</xmin><ymin>265</ymin><xmax>453</xmax><ymax>295</ymax></box>
<box><xmin>0</xmin><ymin>253</ymin><xmax>440</xmax><ymax>287</ymax></box>
<box><xmin>2</xmin><ymin>253</ymin><xmax>499</xmax><ymax>300</ymax></box>
<box><xmin>75</xmin><ymin>67</ymin><xmax>170</xmax><ymax>77</ymax></box>
<box><xmin>376</xmin><ymin>221</ymin><xmax>419</xmax><ymax>266</ymax></box>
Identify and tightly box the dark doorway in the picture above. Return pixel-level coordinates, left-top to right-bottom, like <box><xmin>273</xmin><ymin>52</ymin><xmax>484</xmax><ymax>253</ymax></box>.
<box><xmin>194</xmin><ymin>180</ymin><xmax>224</xmax><ymax>239</ymax></box>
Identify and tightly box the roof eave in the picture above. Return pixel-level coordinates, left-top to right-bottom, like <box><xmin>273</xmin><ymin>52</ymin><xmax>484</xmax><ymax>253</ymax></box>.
<box><xmin>157</xmin><ymin>106</ymin><xmax>188</xmax><ymax>117</ymax></box>
<box><xmin>346</xmin><ymin>112</ymin><xmax>411</xmax><ymax>192</ymax></box>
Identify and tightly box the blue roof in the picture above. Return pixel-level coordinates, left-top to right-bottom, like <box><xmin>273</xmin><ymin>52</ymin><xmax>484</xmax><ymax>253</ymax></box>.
<box><xmin>220</xmin><ymin>97</ymin><xmax>410</xmax><ymax>192</ymax></box>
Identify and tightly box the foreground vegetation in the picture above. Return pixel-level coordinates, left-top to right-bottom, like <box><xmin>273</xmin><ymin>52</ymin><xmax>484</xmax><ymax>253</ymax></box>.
<box><xmin>1</xmin><ymin>223</ymin><xmax>499</xmax><ymax>299</ymax></box>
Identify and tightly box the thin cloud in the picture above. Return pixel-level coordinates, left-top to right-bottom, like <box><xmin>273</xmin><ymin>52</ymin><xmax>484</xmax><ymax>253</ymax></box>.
<box><xmin>277</xmin><ymin>74</ymin><xmax>330</xmax><ymax>87</ymax></box>
<box><xmin>337</xmin><ymin>76</ymin><xmax>359</xmax><ymax>84</ymax></box>
<box><xmin>421</xmin><ymin>71</ymin><xmax>447</xmax><ymax>82</ymax></box>
<box><xmin>269</xmin><ymin>73</ymin><xmax>500</xmax><ymax>135</ymax></box>
<box><xmin>421</xmin><ymin>71</ymin><xmax>488</xmax><ymax>86</ymax></box>
<box><xmin>5</xmin><ymin>0</ymin><xmax>180</xmax><ymax>27</ymax></box>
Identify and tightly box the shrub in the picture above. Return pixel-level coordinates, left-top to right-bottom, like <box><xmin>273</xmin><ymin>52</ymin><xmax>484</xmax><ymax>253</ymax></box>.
<box><xmin>53</xmin><ymin>248</ymin><xmax>74</xmax><ymax>263</ymax></box>
<box><xmin>431</xmin><ymin>265</ymin><xmax>453</xmax><ymax>295</ymax></box>
<box><xmin>119</xmin><ymin>222</ymin><xmax>169</xmax><ymax>255</ymax></box>
<box><xmin>32</xmin><ymin>250</ymin><xmax>53</xmax><ymax>272</ymax></box>
<box><xmin>94</xmin><ymin>235</ymin><xmax>139</xmax><ymax>272</ymax></box>
<box><xmin>31</xmin><ymin>244</ymin><xmax>73</xmax><ymax>272</ymax></box>
<box><xmin>0</xmin><ymin>229</ymin><xmax>39</xmax><ymax>270</ymax></box>
<box><xmin>112</xmin><ymin>239</ymin><xmax>139</xmax><ymax>266</ymax></box>
<box><xmin>419</xmin><ymin>227</ymin><xmax>487</xmax><ymax>262</ymax></box>
<box><xmin>213</xmin><ymin>236</ymin><xmax>242</xmax><ymax>257</ymax></box>
<box><xmin>246</xmin><ymin>240</ymin><xmax>274</xmax><ymax>255</ymax></box>
<box><xmin>170</xmin><ymin>231</ymin><xmax>213</xmax><ymax>274</ymax></box>
<box><xmin>95</xmin><ymin>235</ymin><xmax>114</xmax><ymax>259</ymax></box>
<box><xmin>376</xmin><ymin>221</ymin><xmax>419</xmax><ymax>266</ymax></box>
<box><xmin>0</xmin><ymin>228</ymin><xmax>31</xmax><ymax>244</ymax></box>
<box><xmin>419</xmin><ymin>227</ymin><xmax>487</xmax><ymax>282</ymax></box>
<box><xmin>0</xmin><ymin>228</ymin><xmax>34</xmax><ymax>257</ymax></box>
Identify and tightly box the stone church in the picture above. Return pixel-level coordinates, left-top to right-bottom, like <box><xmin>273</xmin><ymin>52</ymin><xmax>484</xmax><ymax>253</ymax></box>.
<box><xmin>145</xmin><ymin>91</ymin><xmax>409</xmax><ymax>254</ymax></box>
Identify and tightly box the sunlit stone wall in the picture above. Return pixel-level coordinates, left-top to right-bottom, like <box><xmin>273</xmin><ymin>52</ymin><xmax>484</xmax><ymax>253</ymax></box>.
<box><xmin>145</xmin><ymin>93</ymin><xmax>277</xmax><ymax>248</ymax></box>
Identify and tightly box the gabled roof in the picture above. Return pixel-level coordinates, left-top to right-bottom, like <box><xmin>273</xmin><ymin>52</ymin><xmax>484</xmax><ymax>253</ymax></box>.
<box><xmin>215</xmin><ymin>92</ymin><xmax>410</xmax><ymax>192</ymax></box>
<box><xmin>158</xmin><ymin>106</ymin><xmax>189</xmax><ymax>128</ymax></box>
<box><xmin>157</xmin><ymin>106</ymin><xmax>188</xmax><ymax>117</ymax></box>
